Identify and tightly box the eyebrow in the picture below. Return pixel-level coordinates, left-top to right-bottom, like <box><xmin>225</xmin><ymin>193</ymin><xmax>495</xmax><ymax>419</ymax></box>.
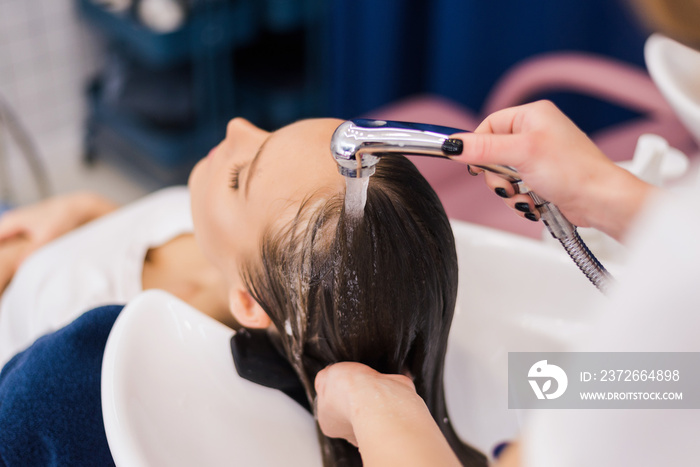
<box><xmin>244</xmin><ymin>133</ymin><xmax>273</xmax><ymax>199</ymax></box>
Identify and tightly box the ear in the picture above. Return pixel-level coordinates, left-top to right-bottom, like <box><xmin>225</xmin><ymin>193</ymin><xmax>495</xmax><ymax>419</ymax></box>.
<box><xmin>229</xmin><ymin>287</ymin><xmax>271</xmax><ymax>329</ymax></box>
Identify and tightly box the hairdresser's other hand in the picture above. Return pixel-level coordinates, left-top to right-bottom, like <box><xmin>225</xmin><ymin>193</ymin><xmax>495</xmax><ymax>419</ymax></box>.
<box><xmin>0</xmin><ymin>192</ymin><xmax>118</xmax><ymax>260</ymax></box>
<box><xmin>315</xmin><ymin>362</ymin><xmax>460</xmax><ymax>467</ymax></box>
<box><xmin>450</xmin><ymin>100</ymin><xmax>656</xmax><ymax>241</ymax></box>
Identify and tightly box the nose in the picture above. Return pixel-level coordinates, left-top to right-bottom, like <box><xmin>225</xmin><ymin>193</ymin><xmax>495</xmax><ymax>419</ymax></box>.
<box><xmin>226</xmin><ymin>117</ymin><xmax>267</xmax><ymax>139</ymax></box>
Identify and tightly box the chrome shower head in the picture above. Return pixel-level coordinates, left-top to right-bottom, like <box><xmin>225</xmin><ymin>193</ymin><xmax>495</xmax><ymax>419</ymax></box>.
<box><xmin>330</xmin><ymin>118</ymin><xmax>520</xmax><ymax>181</ymax></box>
<box><xmin>330</xmin><ymin>118</ymin><xmax>468</xmax><ymax>178</ymax></box>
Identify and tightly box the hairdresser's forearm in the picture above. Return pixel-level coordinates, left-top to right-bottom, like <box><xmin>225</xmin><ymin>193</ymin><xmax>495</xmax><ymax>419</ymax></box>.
<box><xmin>351</xmin><ymin>388</ymin><xmax>460</xmax><ymax>467</ymax></box>
<box><xmin>584</xmin><ymin>167</ymin><xmax>659</xmax><ymax>242</ymax></box>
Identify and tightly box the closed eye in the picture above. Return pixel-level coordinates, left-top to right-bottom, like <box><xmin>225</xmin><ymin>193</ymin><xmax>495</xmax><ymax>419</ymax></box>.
<box><xmin>230</xmin><ymin>165</ymin><xmax>243</xmax><ymax>190</ymax></box>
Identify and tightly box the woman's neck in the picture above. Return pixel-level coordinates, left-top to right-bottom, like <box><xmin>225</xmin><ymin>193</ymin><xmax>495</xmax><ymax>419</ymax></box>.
<box><xmin>141</xmin><ymin>233</ymin><xmax>239</xmax><ymax>328</ymax></box>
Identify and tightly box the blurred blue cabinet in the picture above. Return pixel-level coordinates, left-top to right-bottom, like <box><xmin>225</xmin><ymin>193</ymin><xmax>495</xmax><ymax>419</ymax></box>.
<box><xmin>78</xmin><ymin>0</ymin><xmax>325</xmax><ymax>185</ymax></box>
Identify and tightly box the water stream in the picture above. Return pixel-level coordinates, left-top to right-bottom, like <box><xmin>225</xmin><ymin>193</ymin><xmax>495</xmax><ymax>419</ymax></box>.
<box><xmin>344</xmin><ymin>176</ymin><xmax>369</xmax><ymax>218</ymax></box>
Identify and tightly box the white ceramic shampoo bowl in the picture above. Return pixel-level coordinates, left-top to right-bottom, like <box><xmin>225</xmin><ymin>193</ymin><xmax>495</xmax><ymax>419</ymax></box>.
<box><xmin>645</xmin><ymin>33</ymin><xmax>700</xmax><ymax>148</ymax></box>
<box><xmin>102</xmin><ymin>220</ymin><xmax>606</xmax><ymax>465</ymax></box>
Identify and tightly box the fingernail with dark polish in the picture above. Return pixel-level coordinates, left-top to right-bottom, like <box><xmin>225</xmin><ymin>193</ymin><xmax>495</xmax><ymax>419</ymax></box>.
<box><xmin>492</xmin><ymin>441</ymin><xmax>511</xmax><ymax>460</ymax></box>
<box><xmin>525</xmin><ymin>212</ymin><xmax>538</xmax><ymax>222</ymax></box>
<box><xmin>495</xmin><ymin>187</ymin><xmax>509</xmax><ymax>198</ymax></box>
<box><xmin>442</xmin><ymin>138</ymin><xmax>463</xmax><ymax>156</ymax></box>
<box><xmin>515</xmin><ymin>202</ymin><xmax>531</xmax><ymax>213</ymax></box>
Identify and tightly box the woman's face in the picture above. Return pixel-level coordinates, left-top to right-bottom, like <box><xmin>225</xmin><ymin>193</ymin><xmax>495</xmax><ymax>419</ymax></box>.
<box><xmin>188</xmin><ymin>117</ymin><xmax>344</xmax><ymax>291</ymax></box>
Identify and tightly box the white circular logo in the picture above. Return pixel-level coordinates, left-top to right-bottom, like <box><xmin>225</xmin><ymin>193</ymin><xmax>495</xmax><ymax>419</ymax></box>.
<box><xmin>528</xmin><ymin>360</ymin><xmax>568</xmax><ymax>400</ymax></box>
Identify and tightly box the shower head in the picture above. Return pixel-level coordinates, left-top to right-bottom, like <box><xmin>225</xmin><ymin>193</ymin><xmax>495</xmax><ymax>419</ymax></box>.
<box><xmin>330</xmin><ymin>118</ymin><xmax>521</xmax><ymax>181</ymax></box>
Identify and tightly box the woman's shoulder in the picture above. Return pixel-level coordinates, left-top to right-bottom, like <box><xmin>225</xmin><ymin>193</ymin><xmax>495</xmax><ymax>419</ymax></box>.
<box><xmin>107</xmin><ymin>185</ymin><xmax>193</xmax><ymax>241</ymax></box>
<box><xmin>128</xmin><ymin>185</ymin><xmax>191</xmax><ymax>210</ymax></box>
<box><xmin>0</xmin><ymin>186</ymin><xmax>193</xmax><ymax>363</ymax></box>
<box><xmin>4</xmin><ymin>185</ymin><xmax>192</xmax><ymax>285</ymax></box>
<box><xmin>110</xmin><ymin>185</ymin><xmax>192</xmax><ymax>223</ymax></box>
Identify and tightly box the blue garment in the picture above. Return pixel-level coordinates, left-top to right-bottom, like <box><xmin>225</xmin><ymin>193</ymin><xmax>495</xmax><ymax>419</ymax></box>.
<box><xmin>0</xmin><ymin>305</ymin><xmax>123</xmax><ymax>466</ymax></box>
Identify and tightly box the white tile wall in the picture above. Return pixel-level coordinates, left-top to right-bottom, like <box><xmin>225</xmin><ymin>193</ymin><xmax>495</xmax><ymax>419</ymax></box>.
<box><xmin>0</xmin><ymin>0</ymin><xmax>148</xmax><ymax>206</ymax></box>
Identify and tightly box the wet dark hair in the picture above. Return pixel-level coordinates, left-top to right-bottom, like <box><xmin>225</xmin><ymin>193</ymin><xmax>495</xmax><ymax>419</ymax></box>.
<box><xmin>242</xmin><ymin>154</ymin><xmax>486</xmax><ymax>466</ymax></box>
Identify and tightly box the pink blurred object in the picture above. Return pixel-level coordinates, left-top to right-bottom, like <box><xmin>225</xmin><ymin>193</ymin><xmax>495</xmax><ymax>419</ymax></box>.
<box><xmin>366</xmin><ymin>53</ymin><xmax>696</xmax><ymax>238</ymax></box>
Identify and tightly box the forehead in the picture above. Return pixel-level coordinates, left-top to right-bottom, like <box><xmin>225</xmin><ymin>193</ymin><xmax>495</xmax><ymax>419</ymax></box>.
<box><xmin>248</xmin><ymin>118</ymin><xmax>345</xmax><ymax>207</ymax></box>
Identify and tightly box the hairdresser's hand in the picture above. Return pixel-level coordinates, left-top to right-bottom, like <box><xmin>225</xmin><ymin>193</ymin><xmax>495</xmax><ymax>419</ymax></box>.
<box><xmin>315</xmin><ymin>362</ymin><xmax>460</xmax><ymax>467</ymax></box>
<box><xmin>0</xmin><ymin>192</ymin><xmax>118</xmax><ymax>261</ymax></box>
<box><xmin>315</xmin><ymin>362</ymin><xmax>417</xmax><ymax>446</ymax></box>
<box><xmin>450</xmin><ymin>100</ymin><xmax>656</xmax><ymax>241</ymax></box>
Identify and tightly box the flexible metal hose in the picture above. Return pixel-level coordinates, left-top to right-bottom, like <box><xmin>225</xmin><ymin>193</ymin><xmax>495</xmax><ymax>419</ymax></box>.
<box><xmin>558</xmin><ymin>230</ymin><xmax>613</xmax><ymax>294</ymax></box>
<box><xmin>533</xmin><ymin>197</ymin><xmax>614</xmax><ymax>295</ymax></box>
